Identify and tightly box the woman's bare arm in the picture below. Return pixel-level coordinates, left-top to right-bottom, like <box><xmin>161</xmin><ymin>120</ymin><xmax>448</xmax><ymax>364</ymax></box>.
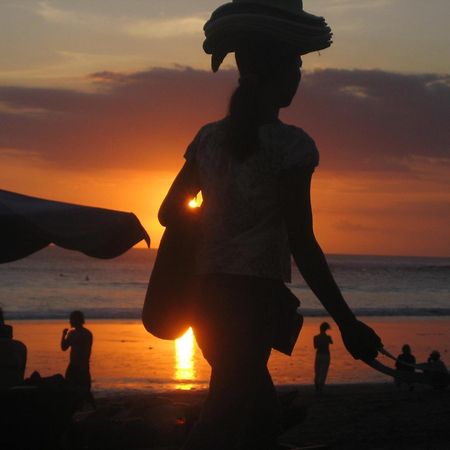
<box><xmin>281</xmin><ymin>167</ymin><xmax>382</xmax><ymax>360</ymax></box>
<box><xmin>158</xmin><ymin>160</ymin><xmax>200</xmax><ymax>228</ymax></box>
<box><xmin>61</xmin><ymin>328</ymin><xmax>70</xmax><ymax>351</ymax></box>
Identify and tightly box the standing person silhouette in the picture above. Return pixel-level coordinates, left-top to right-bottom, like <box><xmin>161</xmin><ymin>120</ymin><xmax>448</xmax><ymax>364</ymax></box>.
<box><xmin>159</xmin><ymin>1</ymin><xmax>383</xmax><ymax>449</ymax></box>
<box><xmin>395</xmin><ymin>344</ymin><xmax>416</xmax><ymax>389</ymax></box>
<box><xmin>61</xmin><ymin>310</ymin><xmax>95</xmax><ymax>407</ymax></box>
<box><xmin>314</xmin><ymin>322</ymin><xmax>333</xmax><ymax>392</ymax></box>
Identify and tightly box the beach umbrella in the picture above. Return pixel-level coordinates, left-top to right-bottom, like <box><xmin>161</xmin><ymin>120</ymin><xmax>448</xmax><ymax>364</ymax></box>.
<box><xmin>0</xmin><ymin>189</ymin><xmax>150</xmax><ymax>263</ymax></box>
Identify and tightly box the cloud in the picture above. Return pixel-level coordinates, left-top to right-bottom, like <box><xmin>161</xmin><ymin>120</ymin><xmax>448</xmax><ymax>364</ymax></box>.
<box><xmin>123</xmin><ymin>17</ymin><xmax>206</xmax><ymax>39</ymax></box>
<box><xmin>285</xmin><ymin>69</ymin><xmax>450</xmax><ymax>172</ymax></box>
<box><xmin>34</xmin><ymin>1</ymin><xmax>205</xmax><ymax>39</ymax></box>
<box><xmin>321</xmin><ymin>0</ymin><xmax>391</xmax><ymax>11</ymax></box>
<box><xmin>35</xmin><ymin>1</ymin><xmax>107</xmax><ymax>28</ymax></box>
<box><xmin>35</xmin><ymin>1</ymin><xmax>73</xmax><ymax>23</ymax></box>
<box><xmin>0</xmin><ymin>67</ymin><xmax>448</xmax><ymax>177</ymax></box>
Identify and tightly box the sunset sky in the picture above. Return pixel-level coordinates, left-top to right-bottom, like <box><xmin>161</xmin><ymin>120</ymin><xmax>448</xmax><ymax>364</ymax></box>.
<box><xmin>1</xmin><ymin>0</ymin><xmax>449</xmax><ymax>256</ymax></box>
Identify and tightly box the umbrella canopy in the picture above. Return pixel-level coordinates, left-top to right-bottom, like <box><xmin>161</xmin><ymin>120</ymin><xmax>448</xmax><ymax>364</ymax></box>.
<box><xmin>0</xmin><ymin>189</ymin><xmax>150</xmax><ymax>263</ymax></box>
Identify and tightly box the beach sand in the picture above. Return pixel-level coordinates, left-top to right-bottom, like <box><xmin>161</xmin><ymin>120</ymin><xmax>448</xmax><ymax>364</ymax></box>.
<box><xmin>68</xmin><ymin>383</ymin><xmax>450</xmax><ymax>450</ymax></box>
<box><xmin>6</xmin><ymin>319</ymin><xmax>450</xmax><ymax>448</ymax></box>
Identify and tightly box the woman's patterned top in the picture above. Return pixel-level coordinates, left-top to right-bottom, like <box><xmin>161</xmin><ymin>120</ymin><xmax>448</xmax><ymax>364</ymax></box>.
<box><xmin>185</xmin><ymin>118</ymin><xmax>319</xmax><ymax>282</ymax></box>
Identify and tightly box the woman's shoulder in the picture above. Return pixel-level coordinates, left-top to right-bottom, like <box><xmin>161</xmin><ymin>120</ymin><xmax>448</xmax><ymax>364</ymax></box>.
<box><xmin>265</xmin><ymin>121</ymin><xmax>319</xmax><ymax>170</ymax></box>
<box><xmin>194</xmin><ymin>118</ymin><xmax>228</xmax><ymax>140</ymax></box>
<box><xmin>273</xmin><ymin>121</ymin><xmax>313</xmax><ymax>137</ymax></box>
<box><xmin>185</xmin><ymin>119</ymin><xmax>226</xmax><ymax>160</ymax></box>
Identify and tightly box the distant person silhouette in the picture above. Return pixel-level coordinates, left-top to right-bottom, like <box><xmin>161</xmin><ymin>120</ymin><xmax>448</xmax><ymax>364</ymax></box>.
<box><xmin>61</xmin><ymin>310</ymin><xmax>95</xmax><ymax>406</ymax></box>
<box><xmin>0</xmin><ymin>307</ymin><xmax>13</xmax><ymax>339</ymax></box>
<box><xmin>395</xmin><ymin>344</ymin><xmax>416</xmax><ymax>389</ymax></box>
<box><xmin>0</xmin><ymin>308</ymin><xmax>27</xmax><ymax>387</ymax></box>
<box><xmin>159</xmin><ymin>1</ymin><xmax>383</xmax><ymax>449</ymax></box>
<box><xmin>314</xmin><ymin>322</ymin><xmax>333</xmax><ymax>392</ymax></box>
<box><xmin>424</xmin><ymin>350</ymin><xmax>449</xmax><ymax>390</ymax></box>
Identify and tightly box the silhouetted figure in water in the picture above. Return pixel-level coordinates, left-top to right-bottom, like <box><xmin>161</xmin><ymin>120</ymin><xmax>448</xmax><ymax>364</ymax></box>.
<box><xmin>61</xmin><ymin>310</ymin><xmax>95</xmax><ymax>406</ymax></box>
<box><xmin>160</xmin><ymin>2</ymin><xmax>383</xmax><ymax>449</ymax></box>
<box><xmin>314</xmin><ymin>322</ymin><xmax>333</xmax><ymax>392</ymax></box>
<box><xmin>395</xmin><ymin>344</ymin><xmax>416</xmax><ymax>389</ymax></box>
<box><xmin>0</xmin><ymin>308</ymin><xmax>27</xmax><ymax>387</ymax></box>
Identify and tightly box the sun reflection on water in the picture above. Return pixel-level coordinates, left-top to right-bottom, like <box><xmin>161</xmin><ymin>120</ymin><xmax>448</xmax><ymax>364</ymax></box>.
<box><xmin>175</xmin><ymin>327</ymin><xmax>196</xmax><ymax>390</ymax></box>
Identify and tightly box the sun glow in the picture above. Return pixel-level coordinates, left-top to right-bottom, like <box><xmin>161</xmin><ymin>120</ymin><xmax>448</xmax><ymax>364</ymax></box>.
<box><xmin>188</xmin><ymin>198</ymin><xmax>198</xmax><ymax>208</ymax></box>
<box><xmin>175</xmin><ymin>327</ymin><xmax>196</xmax><ymax>389</ymax></box>
<box><xmin>188</xmin><ymin>192</ymin><xmax>203</xmax><ymax>209</ymax></box>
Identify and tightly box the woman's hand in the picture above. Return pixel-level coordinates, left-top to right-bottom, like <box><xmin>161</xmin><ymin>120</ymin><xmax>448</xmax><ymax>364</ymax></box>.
<box><xmin>339</xmin><ymin>319</ymin><xmax>383</xmax><ymax>361</ymax></box>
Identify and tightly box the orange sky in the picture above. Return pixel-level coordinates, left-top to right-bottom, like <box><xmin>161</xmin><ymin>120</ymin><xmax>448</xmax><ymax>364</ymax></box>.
<box><xmin>0</xmin><ymin>1</ymin><xmax>449</xmax><ymax>257</ymax></box>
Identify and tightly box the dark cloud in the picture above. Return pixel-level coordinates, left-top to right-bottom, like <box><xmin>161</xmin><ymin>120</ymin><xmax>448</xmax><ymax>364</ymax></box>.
<box><xmin>286</xmin><ymin>69</ymin><xmax>450</xmax><ymax>172</ymax></box>
<box><xmin>0</xmin><ymin>67</ymin><xmax>448</xmax><ymax>174</ymax></box>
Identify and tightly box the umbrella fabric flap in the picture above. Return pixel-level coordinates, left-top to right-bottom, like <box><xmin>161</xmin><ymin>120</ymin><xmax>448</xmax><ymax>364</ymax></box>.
<box><xmin>0</xmin><ymin>189</ymin><xmax>150</xmax><ymax>263</ymax></box>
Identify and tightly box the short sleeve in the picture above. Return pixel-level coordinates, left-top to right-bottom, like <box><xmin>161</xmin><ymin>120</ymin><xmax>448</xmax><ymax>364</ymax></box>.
<box><xmin>279</xmin><ymin>126</ymin><xmax>319</xmax><ymax>173</ymax></box>
<box><xmin>183</xmin><ymin>123</ymin><xmax>215</xmax><ymax>163</ymax></box>
<box><xmin>184</xmin><ymin>134</ymin><xmax>199</xmax><ymax>162</ymax></box>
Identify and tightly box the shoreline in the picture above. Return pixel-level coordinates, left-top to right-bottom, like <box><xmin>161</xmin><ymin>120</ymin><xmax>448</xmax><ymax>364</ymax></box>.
<box><xmin>6</xmin><ymin>313</ymin><xmax>450</xmax><ymax>321</ymax></box>
<box><xmin>11</xmin><ymin>318</ymin><xmax>450</xmax><ymax>390</ymax></box>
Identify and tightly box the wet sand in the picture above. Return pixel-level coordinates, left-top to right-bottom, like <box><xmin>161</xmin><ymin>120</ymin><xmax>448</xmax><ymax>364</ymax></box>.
<box><xmin>73</xmin><ymin>383</ymin><xmax>450</xmax><ymax>450</ymax></box>
<box><xmin>11</xmin><ymin>318</ymin><xmax>450</xmax><ymax>391</ymax></box>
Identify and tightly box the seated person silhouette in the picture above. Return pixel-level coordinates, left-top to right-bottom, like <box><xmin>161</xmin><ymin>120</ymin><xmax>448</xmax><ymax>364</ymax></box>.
<box><xmin>0</xmin><ymin>308</ymin><xmax>12</xmax><ymax>339</ymax></box>
<box><xmin>395</xmin><ymin>344</ymin><xmax>416</xmax><ymax>389</ymax></box>
<box><xmin>0</xmin><ymin>309</ymin><xmax>27</xmax><ymax>388</ymax></box>
<box><xmin>61</xmin><ymin>311</ymin><xmax>95</xmax><ymax>406</ymax></box>
<box><xmin>424</xmin><ymin>350</ymin><xmax>449</xmax><ymax>390</ymax></box>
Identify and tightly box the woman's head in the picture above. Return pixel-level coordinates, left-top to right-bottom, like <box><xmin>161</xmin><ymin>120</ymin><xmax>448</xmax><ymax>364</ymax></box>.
<box><xmin>235</xmin><ymin>40</ymin><xmax>302</xmax><ymax>108</ymax></box>
<box><xmin>320</xmin><ymin>322</ymin><xmax>330</xmax><ymax>332</ymax></box>
<box><xmin>225</xmin><ymin>40</ymin><xmax>302</xmax><ymax>160</ymax></box>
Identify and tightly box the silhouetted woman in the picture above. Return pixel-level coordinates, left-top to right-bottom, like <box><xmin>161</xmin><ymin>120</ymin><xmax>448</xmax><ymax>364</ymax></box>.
<box><xmin>314</xmin><ymin>322</ymin><xmax>333</xmax><ymax>392</ymax></box>
<box><xmin>159</xmin><ymin>1</ymin><xmax>382</xmax><ymax>449</ymax></box>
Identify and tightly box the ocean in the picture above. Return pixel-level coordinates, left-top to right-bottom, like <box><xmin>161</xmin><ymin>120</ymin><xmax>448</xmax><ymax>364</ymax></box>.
<box><xmin>1</xmin><ymin>247</ymin><xmax>449</xmax><ymax>319</ymax></box>
<box><xmin>1</xmin><ymin>248</ymin><xmax>449</xmax><ymax>393</ymax></box>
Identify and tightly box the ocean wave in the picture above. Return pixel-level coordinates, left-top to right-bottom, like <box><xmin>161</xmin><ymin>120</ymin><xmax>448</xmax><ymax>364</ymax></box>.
<box><xmin>6</xmin><ymin>307</ymin><xmax>450</xmax><ymax>320</ymax></box>
<box><xmin>300</xmin><ymin>308</ymin><xmax>450</xmax><ymax>317</ymax></box>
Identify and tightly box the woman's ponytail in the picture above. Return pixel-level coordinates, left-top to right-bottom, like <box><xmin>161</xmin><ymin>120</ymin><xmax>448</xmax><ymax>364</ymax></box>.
<box><xmin>225</xmin><ymin>74</ymin><xmax>261</xmax><ymax>161</ymax></box>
